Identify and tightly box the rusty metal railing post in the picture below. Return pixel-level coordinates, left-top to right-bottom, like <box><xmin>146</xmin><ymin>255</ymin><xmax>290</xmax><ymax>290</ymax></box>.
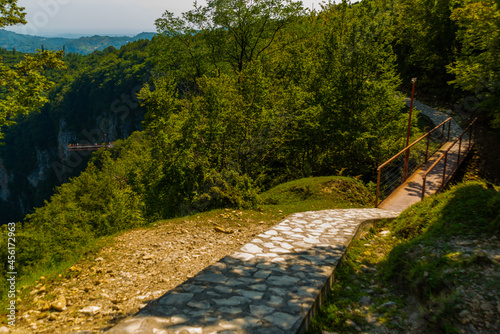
<box><xmin>421</xmin><ymin>175</ymin><xmax>427</xmax><ymax>200</ymax></box>
<box><xmin>375</xmin><ymin>168</ymin><xmax>381</xmax><ymax>207</ymax></box>
<box><xmin>425</xmin><ymin>134</ymin><xmax>430</xmax><ymax>163</ymax></box>
<box><xmin>447</xmin><ymin>120</ymin><xmax>451</xmax><ymax>141</ymax></box>
<box><xmin>442</xmin><ymin>152</ymin><xmax>448</xmax><ymax>187</ymax></box>
<box><xmin>440</xmin><ymin>123</ymin><xmax>445</xmax><ymax>147</ymax></box>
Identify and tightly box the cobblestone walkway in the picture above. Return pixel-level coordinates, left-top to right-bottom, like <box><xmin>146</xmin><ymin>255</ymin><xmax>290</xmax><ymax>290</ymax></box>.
<box><xmin>108</xmin><ymin>208</ymin><xmax>399</xmax><ymax>334</ymax></box>
<box><xmin>405</xmin><ymin>98</ymin><xmax>464</xmax><ymax>139</ymax></box>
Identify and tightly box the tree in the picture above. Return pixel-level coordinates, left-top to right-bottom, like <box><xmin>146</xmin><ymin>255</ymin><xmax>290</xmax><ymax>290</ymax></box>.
<box><xmin>151</xmin><ymin>0</ymin><xmax>304</xmax><ymax>86</ymax></box>
<box><xmin>0</xmin><ymin>0</ymin><xmax>65</xmax><ymax>140</ymax></box>
<box><xmin>448</xmin><ymin>0</ymin><xmax>500</xmax><ymax>127</ymax></box>
<box><xmin>314</xmin><ymin>1</ymin><xmax>408</xmax><ymax>174</ymax></box>
<box><xmin>391</xmin><ymin>0</ymin><xmax>458</xmax><ymax>96</ymax></box>
<box><xmin>0</xmin><ymin>0</ymin><xmax>25</xmax><ymax>27</ymax></box>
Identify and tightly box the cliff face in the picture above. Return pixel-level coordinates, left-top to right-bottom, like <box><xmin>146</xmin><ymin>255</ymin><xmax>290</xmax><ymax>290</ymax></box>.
<box><xmin>0</xmin><ymin>158</ymin><xmax>12</xmax><ymax>201</ymax></box>
<box><xmin>0</xmin><ymin>109</ymin><xmax>144</xmax><ymax>224</ymax></box>
<box><xmin>27</xmin><ymin>148</ymin><xmax>52</xmax><ymax>188</ymax></box>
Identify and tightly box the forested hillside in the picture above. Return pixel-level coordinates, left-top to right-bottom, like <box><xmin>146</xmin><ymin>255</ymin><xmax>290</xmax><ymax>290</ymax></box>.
<box><xmin>0</xmin><ymin>29</ymin><xmax>155</xmax><ymax>55</ymax></box>
<box><xmin>1</xmin><ymin>0</ymin><xmax>499</xmax><ymax>304</ymax></box>
<box><xmin>0</xmin><ymin>40</ymin><xmax>151</xmax><ymax>224</ymax></box>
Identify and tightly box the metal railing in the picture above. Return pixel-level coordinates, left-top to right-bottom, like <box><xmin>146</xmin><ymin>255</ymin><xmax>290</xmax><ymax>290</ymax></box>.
<box><xmin>421</xmin><ymin>118</ymin><xmax>477</xmax><ymax>199</ymax></box>
<box><xmin>67</xmin><ymin>133</ymin><xmax>113</xmax><ymax>151</ymax></box>
<box><xmin>375</xmin><ymin>117</ymin><xmax>453</xmax><ymax>207</ymax></box>
<box><xmin>68</xmin><ymin>143</ymin><xmax>114</xmax><ymax>151</ymax></box>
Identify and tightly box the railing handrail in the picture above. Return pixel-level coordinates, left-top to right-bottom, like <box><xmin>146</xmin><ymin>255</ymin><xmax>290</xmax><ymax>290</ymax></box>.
<box><xmin>377</xmin><ymin>117</ymin><xmax>452</xmax><ymax>171</ymax></box>
<box><xmin>68</xmin><ymin>143</ymin><xmax>114</xmax><ymax>151</ymax></box>
<box><xmin>375</xmin><ymin>117</ymin><xmax>452</xmax><ymax>207</ymax></box>
<box><xmin>420</xmin><ymin>117</ymin><xmax>477</xmax><ymax>199</ymax></box>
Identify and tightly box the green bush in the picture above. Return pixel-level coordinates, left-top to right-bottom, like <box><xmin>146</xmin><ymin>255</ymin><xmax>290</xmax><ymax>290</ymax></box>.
<box><xmin>261</xmin><ymin>176</ymin><xmax>373</xmax><ymax>207</ymax></box>
<box><xmin>190</xmin><ymin>169</ymin><xmax>260</xmax><ymax>212</ymax></box>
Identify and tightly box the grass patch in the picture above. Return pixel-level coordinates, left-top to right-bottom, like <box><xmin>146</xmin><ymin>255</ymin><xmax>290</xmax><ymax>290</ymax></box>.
<box><xmin>308</xmin><ymin>222</ymin><xmax>408</xmax><ymax>333</ymax></box>
<box><xmin>260</xmin><ymin>176</ymin><xmax>373</xmax><ymax>212</ymax></box>
<box><xmin>381</xmin><ymin>182</ymin><xmax>499</xmax><ymax>332</ymax></box>
<box><xmin>390</xmin><ymin>181</ymin><xmax>499</xmax><ymax>240</ymax></box>
<box><xmin>310</xmin><ymin>181</ymin><xmax>500</xmax><ymax>333</ymax></box>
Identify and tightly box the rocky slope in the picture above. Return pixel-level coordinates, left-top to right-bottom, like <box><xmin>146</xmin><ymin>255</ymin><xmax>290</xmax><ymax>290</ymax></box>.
<box><xmin>4</xmin><ymin>211</ymin><xmax>276</xmax><ymax>333</ymax></box>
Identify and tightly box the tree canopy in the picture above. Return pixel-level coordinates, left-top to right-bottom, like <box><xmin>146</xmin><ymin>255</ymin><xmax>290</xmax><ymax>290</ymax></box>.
<box><xmin>152</xmin><ymin>0</ymin><xmax>305</xmax><ymax>86</ymax></box>
<box><xmin>448</xmin><ymin>0</ymin><xmax>500</xmax><ymax>127</ymax></box>
<box><xmin>0</xmin><ymin>0</ymin><xmax>65</xmax><ymax>140</ymax></box>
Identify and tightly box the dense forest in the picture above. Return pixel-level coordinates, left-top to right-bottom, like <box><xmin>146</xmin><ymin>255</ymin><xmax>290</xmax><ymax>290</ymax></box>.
<box><xmin>0</xmin><ymin>0</ymin><xmax>499</xmax><ymax>299</ymax></box>
<box><xmin>0</xmin><ymin>41</ymin><xmax>151</xmax><ymax>224</ymax></box>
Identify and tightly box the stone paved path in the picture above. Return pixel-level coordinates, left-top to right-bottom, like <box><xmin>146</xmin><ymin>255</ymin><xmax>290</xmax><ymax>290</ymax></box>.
<box><xmin>405</xmin><ymin>98</ymin><xmax>465</xmax><ymax>140</ymax></box>
<box><xmin>107</xmin><ymin>208</ymin><xmax>399</xmax><ymax>334</ymax></box>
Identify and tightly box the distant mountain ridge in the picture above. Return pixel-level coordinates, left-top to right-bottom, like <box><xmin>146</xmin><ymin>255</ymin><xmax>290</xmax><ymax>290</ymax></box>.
<box><xmin>0</xmin><ymin>30</ymin><xmax>155</xmax><ymax>55</ymax></box>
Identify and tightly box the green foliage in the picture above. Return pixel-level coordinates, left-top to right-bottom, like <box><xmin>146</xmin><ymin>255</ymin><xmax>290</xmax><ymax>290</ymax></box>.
<box><xmin>391</xmin><ymin>0</ymin><xmax>458</xmax><ymax>95</ymax></box>
<box><xmin>53</xmin><ymin>44</ymin><xmax>150</xmax><ymax>136</ymax></box>
<box><xmin>0</xmin><ymin>0</ymin><xmax>26</xmax><ymax>27</ymax></box>
<box><xmin>152</xmin><ymin>0</ymin><xmax>305</xmax><ymax>85</ymax></box>
<box><xmin>261</xmin><ymin>176</ymin><xmax>373</xmax><ymax>207</ymax></box>
<box><xmin>0</xmin><ymin>0</ymin><xmax>66</xmax><ymax>140</ymax></box>
<box><xmin>189</xmin><ymin>169</ymin><xmax>260</xmax><ymax>212</ymax></box>
<box><xmin>144</xmin><ymin>0</ymin><xmax>408</xmax><ymax>188</ymax></box>
<box><xmin>139</xmin><ymin>73</ymin><xmax>268</xmax><ymax>218</ymax></box>
<box><xmin>390</xmin><ymin>0</ymin><xmax>500</xmax><ymax>127</ymax></box>
<box><xmin>0</xmin><ymin>136</ymin><xmax>148</xmax><ymax>299</ymax></box>
<box><xmin>0</xmin><ymin>39</ymin><xmax>152</xmax><ymax>226</ymax></box>
<box><xmin>0</xmin><ymin>49</ymin><xmax>66</xmax><ymax>139</ymax></box>
<box><xmin>16</xmin><ymin>161</ymin><xmax>144</xmax><ymax>271</ymax></box>
<box><xmin>312</xmin><ymin>0</ymin><xmax>407</xmax><ymax>177</ymax></box>
<box><xmin>448</xmin><ymin>0</ymin><xmax>500</xmax><ymax>127</ymax></box>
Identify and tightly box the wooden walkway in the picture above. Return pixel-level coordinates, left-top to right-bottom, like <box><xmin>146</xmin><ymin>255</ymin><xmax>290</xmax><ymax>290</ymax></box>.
<box><xmin>378</xmin><ymin>139</ymin><xmax>473</xmax><ymax>212</ymax></box>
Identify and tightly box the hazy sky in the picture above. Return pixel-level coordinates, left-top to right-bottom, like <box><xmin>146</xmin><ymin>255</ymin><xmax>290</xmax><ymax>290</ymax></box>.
<box><xmin>5</xmin><ymin>0</ymin><xmax>329</xmax><ymax>37</ymax></box>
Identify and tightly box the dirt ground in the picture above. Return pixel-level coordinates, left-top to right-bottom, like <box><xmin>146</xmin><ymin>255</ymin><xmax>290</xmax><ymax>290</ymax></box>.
<box><xmin>8</xmin><ymin>214</ymin><xmax>276</xmax><ymax>334</ymax></box>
